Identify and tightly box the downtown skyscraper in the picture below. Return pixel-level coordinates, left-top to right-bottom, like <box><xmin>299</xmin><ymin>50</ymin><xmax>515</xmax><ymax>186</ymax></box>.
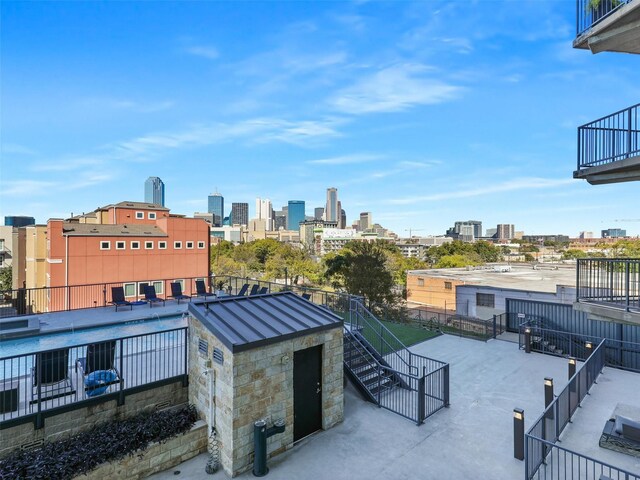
<box><xmin>325</xmin><ymin>187</ymin><xmax>338</xmax><ymax>223</ymax></box>
<box><xmin>255</xmin><ymin>198</ymin><xmax>273</xmax><ymax>231</ymax></box>
<box><xmin>144</xmin><ymin>177</ymin><xmax>165</xmax><ymax>206</ymax></box>
<box><xmin>287</xmin><ymin>200</ymin><xmax>305</xmax><ymax>231</ymax></box>
<box><xmin>231</xmin><ymin>202</ymin><xmax>249</xmax><ymax>226</ymax></box>
<box><xmin>208</xmin><ymin>192</ymin><xmax>224</xmax><ymax>227</ymax></box>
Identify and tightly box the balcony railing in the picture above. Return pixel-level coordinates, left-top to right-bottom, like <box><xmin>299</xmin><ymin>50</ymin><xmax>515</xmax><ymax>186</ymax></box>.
<box><xmin>576</xmin><ymin>258</ymin><xmax>640</xmax><ymax>312</ymax></box>
<box><xmin>577</xmin><ymin>103</ymin><xmax>640</xmax><ymax>171</ymax></box>
<box><xmin>0</xmin><ymin>276</ymin><xmax>210</xmax><ymax>318</ymax></box>
<box><xmin>0</xmin><ymin>327</ymin><xmax>188</xmax><ymax>428</ymax></box>
<box><xmin>576</xmin><ymin>0</ymin><xmax>631</xmax><ymax>36</ymax></box>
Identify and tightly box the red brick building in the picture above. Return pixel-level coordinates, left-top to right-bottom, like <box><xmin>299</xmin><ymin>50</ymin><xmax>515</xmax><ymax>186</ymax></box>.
<box><xmin>42</xmin><ymin>201</ymin><xmax>210</xmax><ymax>310</ymax></box>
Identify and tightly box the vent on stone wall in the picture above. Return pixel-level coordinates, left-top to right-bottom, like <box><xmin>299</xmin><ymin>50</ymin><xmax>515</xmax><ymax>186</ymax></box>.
<box><xmin>154</xmin><ymin>400</ymin><xmax>171</xmax><ymax>411</ymax></box>
<box><xmin>21</xmin><ymin>439</ymin><xmax>44</xmax><ymax>451</ymax></box>
<box><xmin>198</xmin><ymin>338</ymin><xmax>208</xmax><ymax>356</ymax></box>
<box><xmin>213</xmin><ymin>347</ymin><xmax>224</xmax><ymax>365</ymax></box>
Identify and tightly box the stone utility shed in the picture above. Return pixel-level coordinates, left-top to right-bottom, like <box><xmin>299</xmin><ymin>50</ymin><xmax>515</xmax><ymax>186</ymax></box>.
<box><xmin>187</xmin><ymin>292</ymin><xmax>344</xmax><ymax>477</ymax></box>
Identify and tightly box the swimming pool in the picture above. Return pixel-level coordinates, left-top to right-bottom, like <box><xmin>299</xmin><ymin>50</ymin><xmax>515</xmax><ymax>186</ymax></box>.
<box><xmin>0</xmin><ymin>314</ymin><xmax>188</xmax><ymax>359</ymax></box>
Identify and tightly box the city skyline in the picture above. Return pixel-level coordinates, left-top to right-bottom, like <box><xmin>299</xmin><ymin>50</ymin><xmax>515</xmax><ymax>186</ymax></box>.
<box><xmin>1</xmin><ymin>1</ymin><xmax>639</xmax><ymax>236</ymax></box>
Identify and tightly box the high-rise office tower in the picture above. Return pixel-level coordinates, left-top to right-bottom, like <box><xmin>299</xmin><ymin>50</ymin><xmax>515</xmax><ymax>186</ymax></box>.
<box><xmin>314</xmin><ymin>207</ymin><xmax>324</xmax><ymax>220</ymax></box>
<box><xmin>231</xmin><ymin>203</ymin><xmax>249</xmax><ymax>226</ymax></box>
<box><xmin>325</xmin><ymin>188</ymin><xmax>338</xmax><ymax>222</ymax></box>
<box><xmin>255</xmin><ymin>198</ymin><xmax>273</xmax><ymax>230</ymax></box>
<box><xmin>144</xmin><ymin>177</ymin><xmax>165</xmax><ymax>206</ymax></box>
<box><xmin>287</xmin><ymin>200</ymin><xmax>305</xmax><ymax>231</ymax></box>
<box><xmin>496</xmin><ymin>224</ymin><xmax>515</xmax><ymax>240</ymax></box>
<box><xmin>274</xmin><ymin>211</ymin><xmax>287</xmax><ymax>230</ymax></box>
<box><xmin>208</xmin><ymin>193</ymin><xmax>224</xmax><ymax>227</ymax></box>
<box><xmin>359</xmin><ymin>212</ymin><xmax>372</xmax><ymax>231</ymax></box>
<box><xmin>446</xmin><ymin>220</ymin><xmax>483</xmax><ymax>242</ymax></box>
<box><xmin>340</xmin><ymin>208</ymin><xmax>347</xmax><ymax>230</ymax></box>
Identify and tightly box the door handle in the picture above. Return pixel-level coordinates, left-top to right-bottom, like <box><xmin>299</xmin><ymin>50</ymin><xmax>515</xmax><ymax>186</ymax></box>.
<box><xmin>316</xmin><ymin>387</ymin><xmax>321</xmax><ymax>394</ymax></box>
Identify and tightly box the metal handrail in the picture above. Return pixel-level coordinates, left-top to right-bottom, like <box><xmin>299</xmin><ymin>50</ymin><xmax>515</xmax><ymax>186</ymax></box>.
<box><xmin>0</xmin><ymin>326</ymin><xmax>189</xmax><ymax>427</ymax></box>
<box><xmin>576</xmin><ymin>0</ymin><xmax>631</xmax><ymax>36</ymax></box>
<box><xmin>576</xmin><ymin>258</ymin><xmax>640</xmax><ymax>313</ymax></box>
<box><xmin>524</xmin><ymin>436</ymin><xmax>640</xmax><ymax>480</ymax></box>
<box><xmin>576</xmin><ymin>103</ymin><xmax>640</xmax><ymax>170</ymax></box>
<box><xmin>524</xmin><ymin>339</ymin><xmax>607</xmax><ymax>479</ymax></box>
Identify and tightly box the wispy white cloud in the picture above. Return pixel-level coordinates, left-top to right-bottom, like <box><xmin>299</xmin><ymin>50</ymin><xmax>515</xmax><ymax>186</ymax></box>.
<box><xmin>330</xmin><ymin>63</ymin><xmax>461</xmax><ymax>114</ymax></box>
<box><xmin>1</xmin><ymin>180</ymin><xmax>58</xmax><ymax>196</ymax></box>
<box><xmin>80</xmin><ymin>97</ymin><xmax>175</xmax><ymax>113</ymax></box>
<box><xmin>2</xmin><ymin>143</ymin><xmax>37</xmax><ymax>156</ymax></box>
<box><xmin>114</xmin><ymin>117</ymin><xmax>344</xmax><ymax>158</ymax></box>
<box><xmin>31</xmin><ymin>157</ymin><xmax>104</xmax><ymax>172</ymax></box>
<box><xmin>307</xmin><ymin>153</ymin><xmax>382</xmax><ymax>165</ymax></box>
<box><xmin>184</xmin><ymin>45</ymin><xmax>219</xmax><ymax>60</ymax></box>
<box><xmin>67</xmin><ymin>173</ymin><xmax>116</xmax><ymax>190</ymax></box>
<box><xmin>1</xmin><ymin>173</ymin><xmax>117</xmax><ymax>198</ymax></box>
<box><xmin>389</xmin><ymin>177</ymin><xmax>575</xmax><ymax>205</ymax></box>
<box><xmin>398</xmin><ymin>160</ymin><xmax>441</xmax><ymax>168</ymax></box>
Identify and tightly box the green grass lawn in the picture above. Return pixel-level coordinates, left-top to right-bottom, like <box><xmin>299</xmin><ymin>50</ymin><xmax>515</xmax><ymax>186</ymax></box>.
<box><xmin>377</xmin><ymin>320</ymin><xmax>440</xmax><ymax>347</ymax></box>
<box><xmin>335</xmin><ymin>310</ymin><xmax>439</xmax><ymax>347</ymax></box>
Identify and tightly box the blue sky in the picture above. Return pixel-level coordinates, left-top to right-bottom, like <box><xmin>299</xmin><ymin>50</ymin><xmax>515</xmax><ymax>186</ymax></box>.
<box><xmin>1</xmin><ymin>1</ymin><xmax>639</xmax><ymax>237</ymax></box>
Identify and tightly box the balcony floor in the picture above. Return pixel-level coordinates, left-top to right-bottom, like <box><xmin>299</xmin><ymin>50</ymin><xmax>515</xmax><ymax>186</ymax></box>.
<box><xmin>152</xmin><ymin>335</ymin><xmax>640</xmax><ymax>479</ymax></box>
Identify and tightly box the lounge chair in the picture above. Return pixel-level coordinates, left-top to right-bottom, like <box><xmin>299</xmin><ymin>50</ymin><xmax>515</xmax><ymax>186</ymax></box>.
<box><xmin>195</xmin><ymin>279</ymin><xmax>215</xmax><ymax>299</ymax></box>
<box><xmin>600</xmin><ymin>415</ymin><xmax>640</xmax><ymax>457</ymax></box>
<box><xmin>258</xmin><ymin>287</ymin><xmax>268</xmax><ymax>294</ymax></box>
<box><xmin>76</xmin><ymin>341</ymin><xmax>121</xmax><ymax>397</ymax></box>
<box><xmin>236</xmin><ymin>283</ymin><xmax>249</xmax><ymax>296</ymax></box>
<box><xmin>249</xmin><ymin>284</ymin><xmax>260</xmax><ymax>296</ymax></box>
<box><xmin>110</xmin><ymin>286</ymin><xmax>132</xmax><ymax>311</ymax></box>
<box><xmin>169</xmin><ymin>282</ymin><xmax>191</xmax><ymax>303</ymax></box>
<box><xmin>302</xmin><ymin>293</ymin><xmax>311</xmax><ymax>300</ymax></box>
<box><xmin>144</xmin><ymin>285</ymin><xmax>165</xmax><ymax>307</ymax></box>
<box><xmin>30</xmin><ymin>348</ymin><xmax>75</xmax><ymax>405</ymax></box>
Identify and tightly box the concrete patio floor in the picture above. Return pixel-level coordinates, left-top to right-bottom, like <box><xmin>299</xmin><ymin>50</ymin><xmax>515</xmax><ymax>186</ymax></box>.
<box><xmin>152</xmin><ymin>334</ymin><xmax>640</xmax><ymax>480</ymax></box>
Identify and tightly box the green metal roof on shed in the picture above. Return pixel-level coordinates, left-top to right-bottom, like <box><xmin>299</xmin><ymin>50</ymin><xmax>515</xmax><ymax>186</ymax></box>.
<box><xmin>187</xmin><ymin>291</ymin><xmax>343</xmax><ymax>353</ymax></box>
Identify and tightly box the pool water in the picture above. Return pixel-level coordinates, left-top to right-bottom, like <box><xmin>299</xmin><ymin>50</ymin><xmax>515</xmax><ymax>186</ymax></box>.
<box><xmin>0</xmin><ymin>315</ymin><xmax>188</xmax><ymax>359</ymax></box>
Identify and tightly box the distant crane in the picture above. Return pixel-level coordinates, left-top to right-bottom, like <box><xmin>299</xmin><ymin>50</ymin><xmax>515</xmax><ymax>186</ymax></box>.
<box><xmin>404</xmin><ymin>228</ymin><xmax>424</xmax><ymax>238</ymax></box>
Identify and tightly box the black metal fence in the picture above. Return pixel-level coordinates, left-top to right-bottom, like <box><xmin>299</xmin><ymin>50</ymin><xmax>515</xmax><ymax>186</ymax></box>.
<box><xmin>576</xmin><ymin>103</ymin><xmax>640</xmax><ymax>170</ymax></box>
<box><xmin>576</xmin><ymin>0</ymin><xmax>631</xmax><ymax>36</ymax></box>
<box><xmin>213</xmin><ymin>275</ymin><xmax>355</xmax><ymax>317</ymax></box>
<box><xmin>524</xmin><ymin>339</ymin><xmax>607</xmax><ymax>479</ymax></box>
<box><xmin>525</xmin><ymin>437</ymin><xmax>640</xmax><ymax>480</ymax></box>
<box><xmin>577</xmin><ymin>258</ymin><xmax>640</xmax><ymax>312</ymax></box>
<box><xmin>0</xmin><ymin>327</ymin><xmax>188</xmax><ymax>428</ymax></box>
<box><xmin>347</xmin><ymin>299</ymin><xmax>449</xmax><ymax>425</ymax></box>
<box><xmin>388</xmin><ymin>305</ymin><xmax>501</xmax><ymax>341</ymax></box>
<box><xmin>0</xmin><ymin>277</ymin><xmax>212</xmax><ymax>318</ymax></box>
<box><xmin>519</xmin><ymin>322</ymin><xmax>640</xmax><ymax>373</ymax></box>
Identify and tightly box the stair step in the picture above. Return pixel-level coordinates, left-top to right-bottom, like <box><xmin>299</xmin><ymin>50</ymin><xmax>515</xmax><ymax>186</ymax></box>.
<box><xmin>349</xmin><ymin>359</ymin><xmax>372</xmax><ymax>371</ymax></box>
<box><xmin>369</xmin><ymin>381</ymin><xmax>395</xmax><ymax>395</ymax></box>
<box><xmin>354</xmin><ymin>366</ymin><xmax>377</xmax><ymax>378</ymax></box>
<box><xmin>363</xmin><ymin>375</ymin><xmax>389</xmax><ymax>388</ymax></box>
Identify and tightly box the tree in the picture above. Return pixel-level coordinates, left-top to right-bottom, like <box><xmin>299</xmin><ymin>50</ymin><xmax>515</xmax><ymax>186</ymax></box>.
<box><xmin>425</xmin><ymin>240</ymin><xmax>502</xmax><ymax>267</ymax></box>
<box><xmin>435</xmin><ymin>254</ymin><xmax>479</xmax><ymax>268</ymax></box>
<box><xmin>0</xmin><ymin>267</ymin><xmax>11</xmax><ymax>291</ymax></box>
<box><xmin>324</xmin><ymin>241</ymin><xmax>396</xmax><ymax>307</ymax></box>
<box><xmin>562</xmin><ymin>249</ymin><xmax>588</xmax><ymax>260</ymax></box>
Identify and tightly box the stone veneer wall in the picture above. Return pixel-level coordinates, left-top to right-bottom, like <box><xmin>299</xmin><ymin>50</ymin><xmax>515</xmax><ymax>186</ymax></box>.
<box><xmin>188</xmin><ymin>315</ymin><xmax>344</xmax><ymax>477</ymax></box>
<box><xmin>188</xmin><ymin>317</ymin><xmax>235</xmax><ymax>477</ymax></box>
<box><xmin>75</xmin><ymin>420</ymin><xmax>207</xmax><ymax>480</ymax></box>
<box><xmin>0</xmin><ymin>381</ymin><xmax>188</xmax><ymax>459</ymax></box>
